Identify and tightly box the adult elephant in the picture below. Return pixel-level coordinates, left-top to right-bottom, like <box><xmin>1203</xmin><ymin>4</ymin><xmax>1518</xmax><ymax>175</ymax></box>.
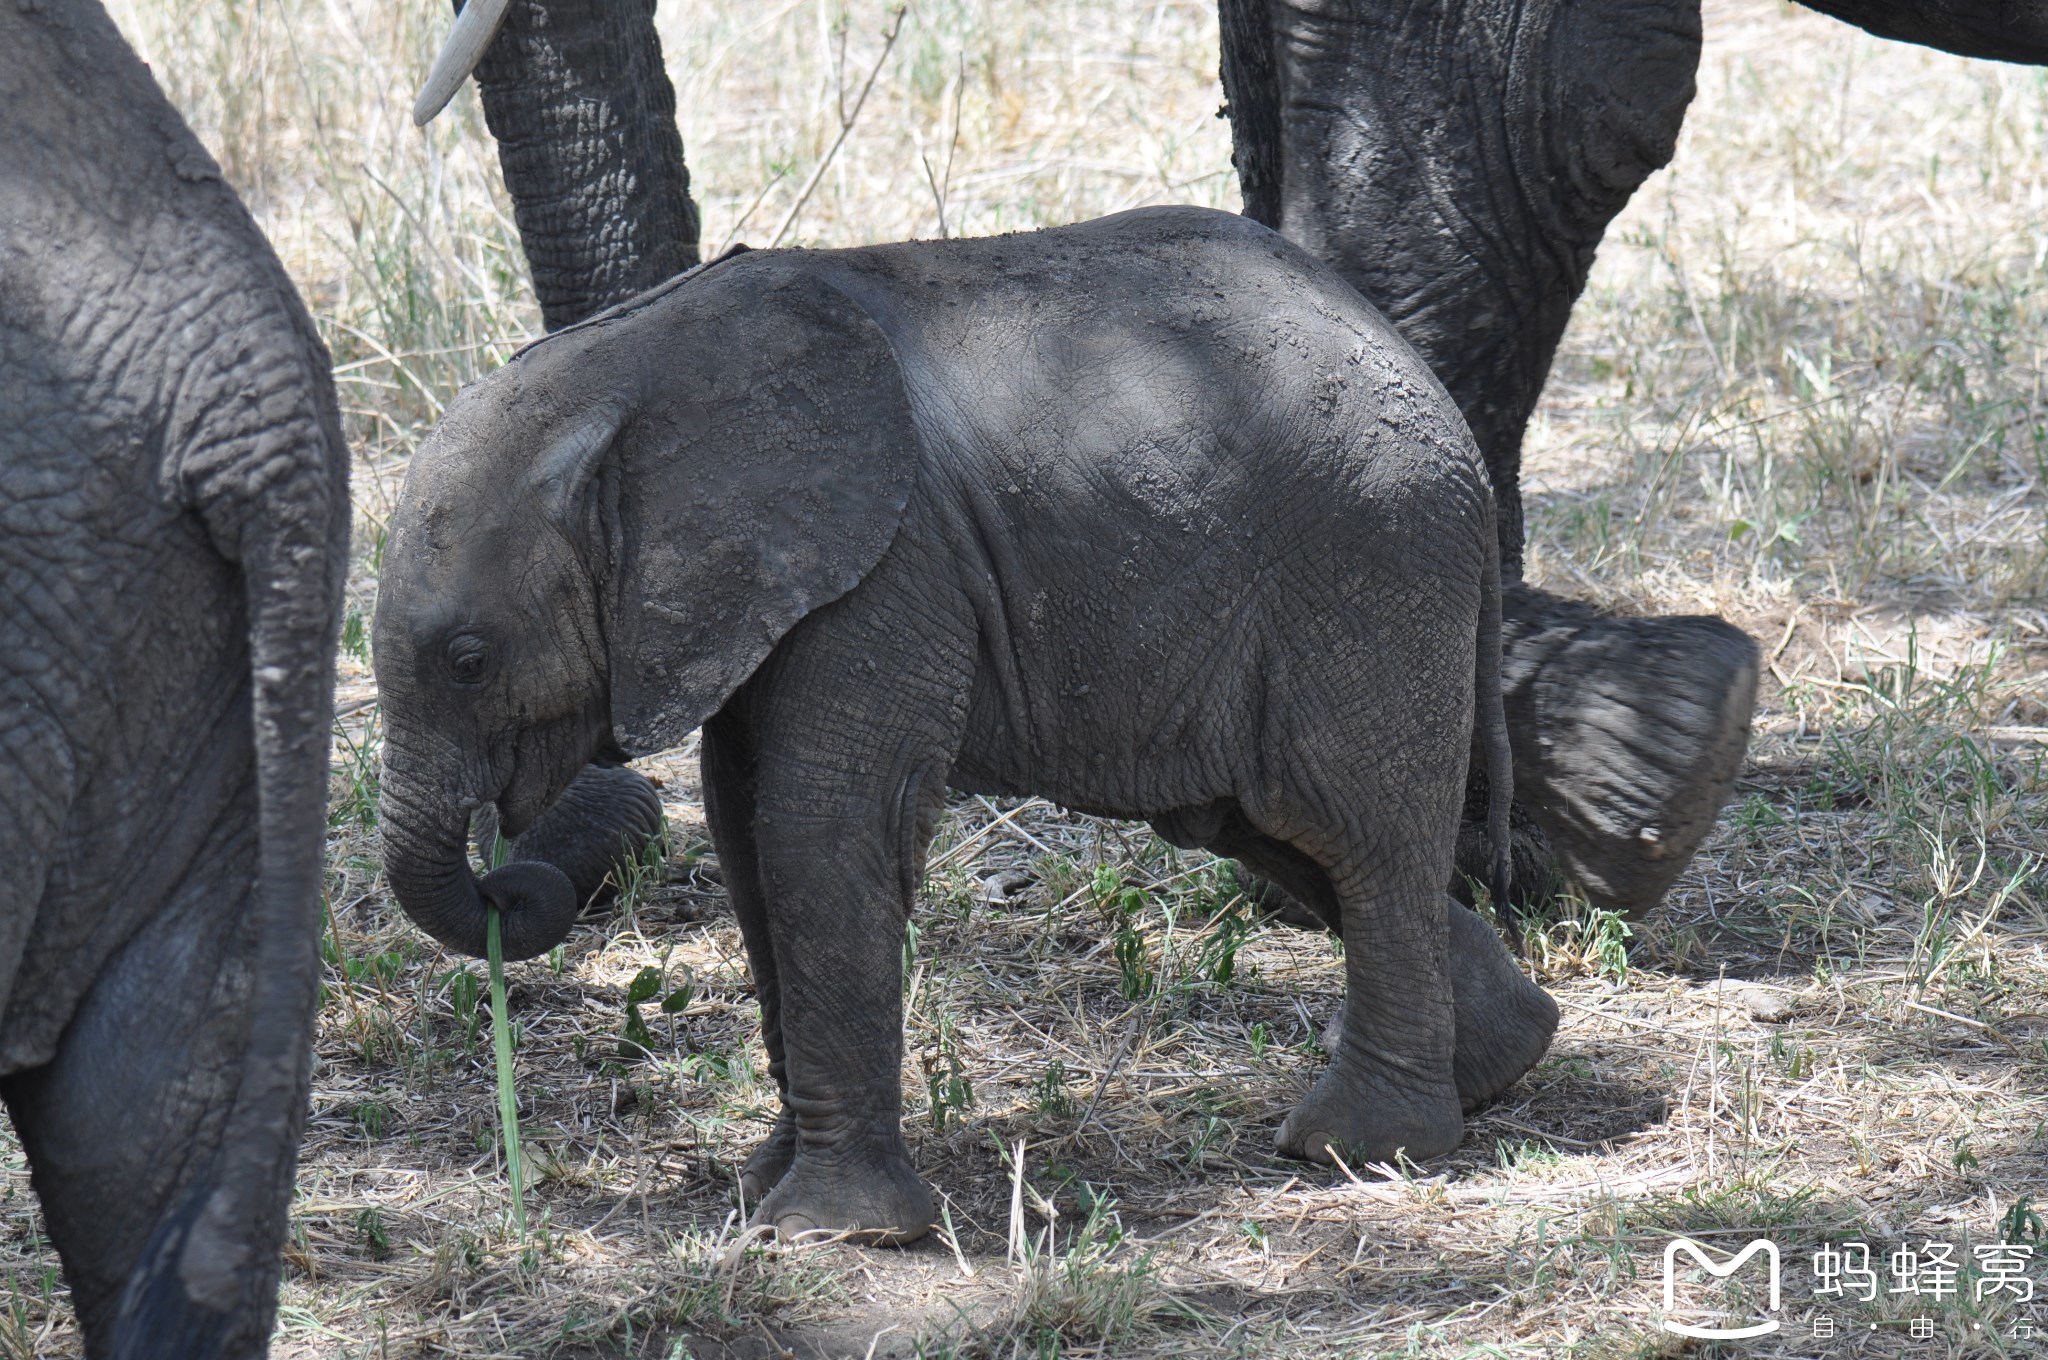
<box><xmin>1</xmin><ymin>0</ymin><xmax>349</xmax><ymax>1354</ymax></box>
<box><xmin>405</xmin><ymin>0</ymin><xmax>2038</xmax><ymax>917</ymax></box>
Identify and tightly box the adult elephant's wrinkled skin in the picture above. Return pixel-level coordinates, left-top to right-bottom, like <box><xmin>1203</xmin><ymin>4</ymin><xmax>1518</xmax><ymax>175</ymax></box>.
<box><xmin>373</xmin><ymin>208</ymin><xmax>1563</xmax><ymax>1244</ymax></box>
<box><xmin>0</xmin><ymin>1</ymin><xmax>349</xmax><ymax>1355</ymax></box>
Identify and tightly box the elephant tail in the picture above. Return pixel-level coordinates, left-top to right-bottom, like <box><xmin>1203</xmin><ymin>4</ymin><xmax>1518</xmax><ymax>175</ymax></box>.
<box><xmin>1477</xmin><ymin>491</ymin><xmax>1513</xmax><ymax>914</ymax></box>
<box><xmin>112</xmin><ymin>352</ymin><xmax>350</xmax><ymax>1354</ymax></box>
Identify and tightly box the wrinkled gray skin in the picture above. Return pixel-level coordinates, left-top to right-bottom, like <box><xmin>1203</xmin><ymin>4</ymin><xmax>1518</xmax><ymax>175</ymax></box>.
<box><xmin>421</xmin><ymin>0</ymin><xmax>2046</xmax><ymax>919</ymax></box>
<box><xmin>375</xmin><ymin>208</ymin><xmax>1563</xmax><ymax>1243</ymax></box>
<box><xmin>0</xmin><ymin>1</ymin><xmax>349</xmax><ymax>1355</ymax></box>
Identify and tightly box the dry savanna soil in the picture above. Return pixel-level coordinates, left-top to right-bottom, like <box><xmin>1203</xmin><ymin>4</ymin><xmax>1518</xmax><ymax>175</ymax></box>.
<box><xmin>5</xmin><ymin>0</ymin><xmax>2047</xmax><ymax>1355</ymax></box>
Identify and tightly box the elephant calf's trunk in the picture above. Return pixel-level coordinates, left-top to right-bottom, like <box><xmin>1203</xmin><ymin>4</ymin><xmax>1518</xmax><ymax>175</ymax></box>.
<box><xmin>380</xmin><ymin>778</ymin><xmax>580</xmax><ymax>961</ymax></box>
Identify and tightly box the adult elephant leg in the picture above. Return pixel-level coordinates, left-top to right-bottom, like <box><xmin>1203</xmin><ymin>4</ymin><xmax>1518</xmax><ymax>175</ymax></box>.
<box><xmin>698</xmin><ymin>706</ymin><xmax>799</xmax><ymax>1206</ymax></box>
<box><xmin>1220</xmin><ymin>0</ymin><xmax>1756</xmax><ymax>913</ymax></box>
<box><xmin>463</xmin><ymin>0</ymin><xmax>700</xmax><ymax>331</ymax></box>
<box><xmin>1221</xmin><ymin>0</ymin><xmax>1703</xmax><ymax>574</ymax></box>
<box><xmin>2</xmin><ymin>787</ymin><xmax>293</xmax><ymax>1359</ymax></box>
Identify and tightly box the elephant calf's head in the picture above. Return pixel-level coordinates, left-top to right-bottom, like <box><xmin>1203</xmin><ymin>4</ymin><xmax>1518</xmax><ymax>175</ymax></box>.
<box><xmin>374</xmin><ymin>349</ymin><xmax>633</xmax><ymax>959</ymax></box>
<box><xmin>373</xmin><ymin>258</ymin><xmax>921</xmax><ymax>960</ymax></box>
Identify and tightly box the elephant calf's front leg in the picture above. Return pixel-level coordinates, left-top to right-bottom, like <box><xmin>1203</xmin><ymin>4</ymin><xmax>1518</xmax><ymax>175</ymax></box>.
<box><xmin>745</xmin><ymin>807</ymin><xmax>935</xmax><ymax>1244</ymax></box>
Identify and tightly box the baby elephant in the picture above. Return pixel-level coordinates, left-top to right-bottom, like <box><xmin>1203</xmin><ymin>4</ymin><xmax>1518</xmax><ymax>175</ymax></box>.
<box><xmin>375</xmin><ymin>205</ymin><xmax>1558</xmax><ymax>1244</ymax></box>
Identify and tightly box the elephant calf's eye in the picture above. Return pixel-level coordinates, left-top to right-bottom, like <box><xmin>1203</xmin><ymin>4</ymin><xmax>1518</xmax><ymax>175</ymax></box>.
<box><xmin>445</xmin><ymin>634</ymin><xmax>491</xmax><ymax>685</ymax></box>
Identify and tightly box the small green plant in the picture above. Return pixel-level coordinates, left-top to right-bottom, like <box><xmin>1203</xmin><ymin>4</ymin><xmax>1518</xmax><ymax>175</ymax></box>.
<box><xmin>1180</xmin><ymin>1088</ymin><xmax>1230</xmax><ymax>1167</ymax></box>
<box><xmin>999</xmin><ymin>1185</ymin><xmax>1197</xmax><ymax>1352</ymax></box>
<box><xmin>329</xmin><ymin>716</ymin><xmax>382</xmax><ymax>831</ymax></box>
<box><xmin>2000</xmin><ymin>1197</ymin><xmax>2045</xmax><ymax>1244</ymax></box>
<box><xmin>1585</xmin><ymin>908</ymin><xmax>1633</xmax><ymax>981</ymax></box>
<box><xmin>610</xmin><ymin>829</ymin><xmax>672</xmax><ymax>922</ymax></box>
<box><xmin>619</xmin><ymin>962</ymin><xmax>694</xmax><ymax>1060</ymax></box>
<box><xmin>1112</xmin><ymin>928</ymin><xmax>1151</xmax><ymax>1001</ymax></box>
<box><xmin>1767</xmin><ymin>1033</ymin><xmax>1813</xmax><ymax>1080</ymax></box>
<box><xmin>681</xmin><ymin>1046</ymin><xmax>746</xmax><ymax>1084</ymax></box>
<box><xmin>1195</xmin><ymin>891</ymin><xmax>1252</xmax><ymax>985</ymax></box>
<box><xmin>1094</xmin><ymin>867</ymin><xmax>1154</xmax><ymax>1000</ymax></box>
<box><xmin>340</xmin><ymin>604</ymin><xmax>369</xmax><ymax>663</ymax></box>
<box><xmin>1521</xmin><ymin>903</ymin><xmax>1634</xmax><ymax>982</ymax></box>
<box><xmin>903</xmin><ymin>917</ymin><xmax>924</xmax><ymax>984</ymax></box>
<box><xmin>441</xmin><ymin>967</ymin><xmax>482</xmax><ymax>1050</ymax></box>
<box><xmin>922</xmin><ymin>1010</ymin><xmax>975</xmax><ymax>1131</ymax></box>
<box><xmin>355</xmin><ymin>1206</ymin><xmax>392</xmax><ymax>1260</ymax></box>
<box><xmin>1031</xmin><ymin>1059</ymin><xmax>1074</xmax><ymax>1119</ymax></box>
<box><xmin>351</xmin><ymin>1099</ymin><xmax>391</xmax><ymax>1140</ymax></box>
<box><xmin>1036</xmin><ymin>853</ymin><xmax>1085</xmax><ymax>908</ymax></box>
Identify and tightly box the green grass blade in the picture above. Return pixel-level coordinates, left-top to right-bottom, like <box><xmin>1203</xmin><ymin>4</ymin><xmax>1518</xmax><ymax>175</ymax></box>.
<box><xmin>486</xmin><ymin>907</ymin><xmax>526</xmax><ymax>1237</ymax></box>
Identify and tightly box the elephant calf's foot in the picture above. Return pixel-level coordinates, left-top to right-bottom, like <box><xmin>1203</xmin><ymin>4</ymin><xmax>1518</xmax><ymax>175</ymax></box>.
<box><xmin>1503</xmin><ymin>586</ymin><xmax>1759</xmax><ymax>917</ymax></box>
<box><xmin>739</xmin><ymin>1114</ymin><xmax>798</xmax><ymax>1204</ymax></box>
<box><xmin>754</xmin><ymin>1141</ymin><xmax>935</xmax><ymax>1245</ymax></box>
<box><xmin>1276</xmin><ymin>1062</ymin><xmax>1463</xmax><ymax>1166</ymax></box>
<box><xmin>1448</xmin><ymin>903</ymin><xmax>1558</xmax><ymax>1109</ymax></box>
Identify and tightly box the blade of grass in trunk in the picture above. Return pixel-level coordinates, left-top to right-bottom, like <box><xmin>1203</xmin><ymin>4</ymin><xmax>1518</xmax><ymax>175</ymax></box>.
<box><xmin>486</xmin><ymin>907</ymin><xmax>527</xmax><ymax>1236</ymax></box>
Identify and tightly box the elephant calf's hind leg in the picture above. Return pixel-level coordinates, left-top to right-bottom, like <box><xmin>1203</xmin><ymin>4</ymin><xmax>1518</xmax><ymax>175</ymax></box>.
<box><xmin>699</xmin><ymin>710</ymin><xmax>800</xmax><ymax>1207</ymax></box>
<box><xmin>1276</xmin><ymin>860</ymin><xmax>1465</xmax><ymax>1167</ymax></box>
<box><xmin>1446</xmin><ymin>902</ymin><xmax>1557</xmax><ymax>1109</ymax></box>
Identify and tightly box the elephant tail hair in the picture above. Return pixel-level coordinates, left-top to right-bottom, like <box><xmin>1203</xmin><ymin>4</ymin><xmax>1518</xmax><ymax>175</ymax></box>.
<box><xmin>1478</xmin><ymin>494</ymin><xmax>1513</xmax><ymax>914</ymax></box>
<box><xmin>108</xmin><ymin>1175</ymin><xmax>235</xmax><ymax>1360</ymax></box>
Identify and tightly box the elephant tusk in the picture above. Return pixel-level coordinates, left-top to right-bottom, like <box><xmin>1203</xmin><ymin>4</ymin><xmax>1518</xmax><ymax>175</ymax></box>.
<box><xmin>412</xmin><ymin>0</ymin><xmax>514</xmax><ymax>127</ymax></box>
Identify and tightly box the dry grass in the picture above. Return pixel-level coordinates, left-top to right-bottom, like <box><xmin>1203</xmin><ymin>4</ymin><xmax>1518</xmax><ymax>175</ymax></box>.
<box><xmin>5</xmin><ymin>0</ymin><xmax>2047</xmax><ymax>1354</ymax></box>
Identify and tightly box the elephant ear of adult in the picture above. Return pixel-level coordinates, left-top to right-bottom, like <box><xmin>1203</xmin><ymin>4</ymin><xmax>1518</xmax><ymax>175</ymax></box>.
<box><xmin>1795</xmin><ymin>0</ymin><xmax>2048</xmax><ymax>63</ymax></box>
<box><xmin>605</xmin><ymin>261</ymin><xmax>919</xmax><ymax>755</ymax></box>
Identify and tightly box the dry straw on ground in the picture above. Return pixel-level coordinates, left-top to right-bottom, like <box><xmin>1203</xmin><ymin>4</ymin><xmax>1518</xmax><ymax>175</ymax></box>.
<box><xmin>6</xmin><ymin>0</ymin><xmax>2046</xmax><ymax>1355</ymax></box>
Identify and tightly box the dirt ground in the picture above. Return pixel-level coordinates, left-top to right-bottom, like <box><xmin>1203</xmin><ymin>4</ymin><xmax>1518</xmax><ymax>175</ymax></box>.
<box><xmin>4</xmin><ymin>0</ymin><xmax>2047</xmax><ymax>1355</ymax></box>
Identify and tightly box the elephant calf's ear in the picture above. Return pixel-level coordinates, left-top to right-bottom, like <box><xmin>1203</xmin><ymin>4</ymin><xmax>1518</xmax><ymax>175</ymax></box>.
<box><xmin>530</xmin><ymin>404</ymin><xmax>628</xmax><ymax>525</ymax></box>
<box><xmin>605</xmin><ymin>262</ymin><xmax>920</xmax><ymax>755</ymax></box>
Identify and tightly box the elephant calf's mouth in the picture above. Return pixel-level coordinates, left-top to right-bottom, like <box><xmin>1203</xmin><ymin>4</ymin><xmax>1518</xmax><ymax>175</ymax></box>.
<box><xmin>494</xmin><ymin>722</ymin><xmax>612</xmax><ymax>838</ymax></box>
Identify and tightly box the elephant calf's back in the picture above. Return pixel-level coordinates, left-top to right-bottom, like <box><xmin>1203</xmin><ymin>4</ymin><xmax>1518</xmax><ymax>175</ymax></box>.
<box><xmin>848</xmin><ymin>213</ymin><xmax>1496</xmax><ymax>810</ymax></box>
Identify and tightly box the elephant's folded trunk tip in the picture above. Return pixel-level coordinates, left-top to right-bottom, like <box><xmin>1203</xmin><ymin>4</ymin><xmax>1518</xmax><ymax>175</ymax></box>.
<box><xmin>478</xmin><ymin>860</ymin><xmax>581</xmax><ymax>960</ymax></box>
<box><xmin>381</xmin><ymin>776</ymin><xmax>581</xmax><ymax>960</ymax></box>
<box><xmin>412</xmin><ymin>0</ymin><xmax>514</xmax><ymax>126</ymax></box>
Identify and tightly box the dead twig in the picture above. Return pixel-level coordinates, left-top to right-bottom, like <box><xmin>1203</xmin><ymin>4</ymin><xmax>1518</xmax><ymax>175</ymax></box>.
<box><xmin>767</xmin><ymin>6</ymin><xmax>908</xmax><ymax>248</ymax></box>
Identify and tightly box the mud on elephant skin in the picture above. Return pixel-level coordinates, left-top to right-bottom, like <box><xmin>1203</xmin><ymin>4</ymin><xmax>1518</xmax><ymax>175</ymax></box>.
<box><xmin>1</xmin><ymin>0</ymin><xmax>350</xmax><ymax>1354</ymax></box>
<box><xmin>374</xmin><ymin>207</ymin><xmax>1564</xmax><ymax>1244</ymax></box>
